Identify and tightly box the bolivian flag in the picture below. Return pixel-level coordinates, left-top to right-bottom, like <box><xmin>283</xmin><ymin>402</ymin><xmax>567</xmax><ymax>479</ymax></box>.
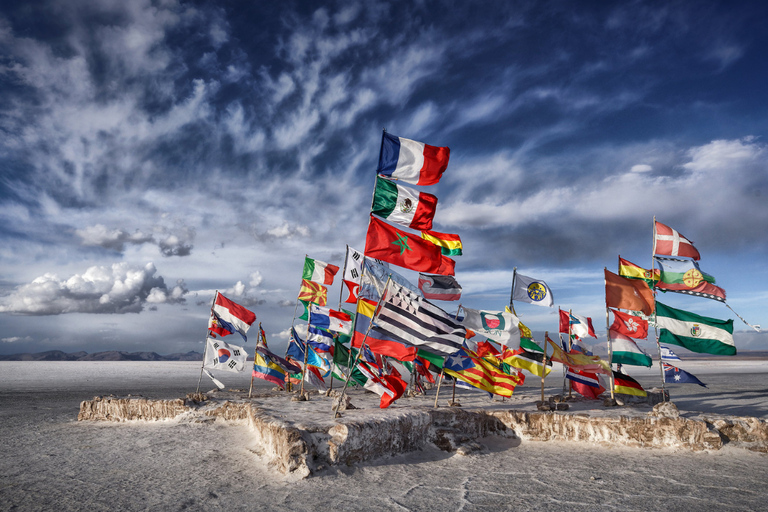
<box><xmin>421</xmin><ymin>230</ymin><xmax>463</xmax><ymax>256</ymax></box>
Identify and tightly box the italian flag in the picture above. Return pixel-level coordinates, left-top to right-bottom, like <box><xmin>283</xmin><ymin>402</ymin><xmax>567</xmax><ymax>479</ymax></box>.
<box><xmin>371</xmin><ymin>176</ymin><xmax>437</xmax><ymax>231</ymax></box>
<box><xmin>303</xmin><ymin>257</ymin><xmax>339</xmax><ymax>285</ymax></box>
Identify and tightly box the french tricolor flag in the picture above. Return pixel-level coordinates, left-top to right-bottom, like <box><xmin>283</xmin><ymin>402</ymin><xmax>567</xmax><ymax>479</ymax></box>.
<box><xmin>376</xmin><ymin>131</ymin><xmax>450</xmax><ymax>186</ymax></box>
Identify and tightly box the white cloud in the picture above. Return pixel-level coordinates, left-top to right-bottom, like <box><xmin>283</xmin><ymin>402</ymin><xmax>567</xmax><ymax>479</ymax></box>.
<box><xmin>0</xmin><ymin>262</ymin><xmax>187</xmax><ymax>315</ymax></box>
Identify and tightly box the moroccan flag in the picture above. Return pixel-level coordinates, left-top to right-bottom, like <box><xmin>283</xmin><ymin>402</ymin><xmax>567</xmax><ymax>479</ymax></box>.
<box><xmin>663</xmin><ymin>363</ymin><xmax>707</xmax><ymax>387</ymax></box>
<box><xmin>609</xmin><ymin>329</ymin><xmax>652</xmax><ymax>367</ymax></box>
<box><xmin>605</xmin><ymin>269</ymin><xmax>655</xmax><ymax>315</ymax></box>
<box><xmin>613</xmin><ymin>370</ymin><xmax>647</xmax><ymax>397</ymax></box>
<box><xmin>303</xmin><ymin>257</ymin><xmax>339</xmax><ymax>285</ymax></box>
<box><xmin>618</xmin><ymin>256</ymin><xmax>660</xmax><ymax>287</ymax></box>
<box><xmin>653</xmin><ymin>221</ymin><xmax>700</xmax><ymax>260</ymax></box>
<box><xmin>421</xmin><ymin>230</ymin><xmax>463</xmax><ymax>256</ymax></box>
<box><xmin>298</xmin><ymin>279</ymin><xmax>328</xmax><ymax>306</ymax></box>
<box><xmin>654</xmin><ymin>257</ymin><xmax>726</xmax><ymax>302</ymax></box>
<box><xmin>371</xmin><ymin>176</ymin><xmax>437</xmax><ymax>230</ymax></box>
<box><xmin>365</xmin><ymin>215</ymin><xmax>455</xmax><ymax>275</ymax></box>
<box><xmin>655</xmin><ymin>301</ymin><xmax>735</xmax><ymax>355</ymax></box>
<box><xmin>376</xmin><ymin>131</ymin><xmax>449</xmax><ymax>186</ymax></box>
<box><xmin>610</xmin><ymin>309</ymin><xmax>649</xmax><ymax>339</ymax></box>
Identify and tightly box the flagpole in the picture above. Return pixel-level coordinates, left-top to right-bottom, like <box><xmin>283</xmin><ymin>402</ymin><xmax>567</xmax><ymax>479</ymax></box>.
<box><xmin>541</xmin><ymin>331</ymin><xmax>548</xmax><ymax>403</ymax></box>
<box><xmin>651</xmin><ymin>216</ymin><xmax>666</xmax><ymax>400</ymax></box>
<box><xmin>508</xmin><ymin>267</ymin><xmax>518</xmax><ymax>316</ymax></box>
<box><xmin>333</xmin><ymin>275</ymin><xmax>391</xmax><ymax>418</ymax></box>
<box><xmin>434</xmin><ymin>305</ymin><xmax>461</xmax><ymax>408</ymax></box>
<box><xmin>603</xmin><ymin>268</ymin><xmax>615</xmax><ymax>401</ymax></box>
<box><xmin>567</xmin><ymin>309</ymin><xmax>573</xmax><ymax>398</ymax></box>
<box><xmin>299</xmin><ymin>304</ymin><xmax>313</xmax><ymax>397</ymax></box>
<box><xmin>196</xmin><ymin>291</ymin><xmax>218</xmax><ymax>394</ymax></box>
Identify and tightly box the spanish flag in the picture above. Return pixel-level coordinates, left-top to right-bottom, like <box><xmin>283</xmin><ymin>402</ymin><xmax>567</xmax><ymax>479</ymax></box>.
<box><xmin>421</xmin><ymin>230</ymin><xmax>463</xmax><ymax>256</ymax></box>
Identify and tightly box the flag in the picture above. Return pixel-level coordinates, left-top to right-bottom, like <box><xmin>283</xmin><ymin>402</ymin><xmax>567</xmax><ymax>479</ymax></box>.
<box><xmin>373</xmin><ymin>279</ymin><xmax>466</xmax><ymax>356</ymax></box>
<box><xmin>444</xmin><ymin>348</ymin><xmax>524</xmax><ymax>397</ymax></box>
<box><xmin>376</xmin><ymin>131</ymin><xmax>450</xmax><ymax>186</ymax></box>
<box><xmin>654</xmin><ymin>257</ymin><xmax>726</xmax><ymax>302</ymax></box>
<box><xmin>307</xmin><ymin>324</ymin><xmax>334</xmax><ymax>353</ymax></box>
<box><xmin>609</xmin><ymin>309</ymin><xmax>649</xmax><ymax>339</ymax></box>
<box><xmin>512</xmin><ymin>273</ymin><xmax>554</xmax><ymax>307</ymax></box>
<box><xmin>252</xmin><ymin>351</ymin><xmax>286</xmax><ymax>388</ymax></box>
<box><xmin>417</xmin><ymin>273</ymin><xmax>462</xmax><ymax>301</ymax></box>
<box><xmin>310</xmin><ymin>304</ymin><xmax>352</xmax><ymax>334</ymax></box>
<box><xmin>502</xmin><ymin>347</ymin><xmax>552</xmax><ymax>378</ymax></box>
<box><xmin>352</xmin><ymin>298</ymin><xmax>418</xmax><ymax>361</ymax></box>
<box><xmin>653</xmin><ymin>220</ymin><xmax>701</xmax><ymax>260</ymax></box>
<box><xmin>663</xmin><ymin>363</ymin><xmax>707</xmax><ymax>387</ymax></box>
<box><xmin>609</xmin><ymin>329</ymin><xmax>653</xmax><ymax>367</ymax></box>
<box><xmin>207</xmin><ymin>313</ymin><xmax>233</xmax><ymax>338</ymax></box>
<box><xmin>359</xmin><ymin>257</ymin><xmax>421</xmax><ymax>302</ymax></box>
<box><xmin>343</xmin><ymin>246</ymin><xmax>364</xmax><ymax>283</ymax></box>
<box><xmin>204</xmin><ymin>338</ymin><xmax>248</xmax><ymax>373</ymax></box>
<box><xmin>604</xmin><ymin>269</ymin><xmax>655</xmax><ymax>315</ymax></box>
<box><xmin>365</xmin><ymin>215</ymin><xmax>455</xmax><ymax>275</ymax></box>
<box><xmin>371</xmin><ymin>176</ymin><xmax>437</xmax><ymax>230</ymax></box>
<box><xmin>302</xmin><ymin>256</ymin><xmax>339</xmax><ymax>285</ymax></box>
<box><xmin>618</xmin><ymin>256</ymin><xmax>660</xmax><ymax>287</ymax></box>
<box><xmin>660</xmin><ymin>345</ymin><xmax>682</xmax><ymax>362</ymax></box>
<box><xmin>460</xmin><ymin>307</ymin><xmax>521</xmax><ymax>348</ymax></box>
<box><xmin>655</xmin><ymin>301</ymin><xmax>735</xmax><ymax>355</ymax></box>
<box><xmin>546</xmin><ymin>336</ymin><xmax>611</xmax><ymax>374</ymax></box>
<box><xmin>286</xmin><ymin>327</ymin><xmax>330</xmax><ymax>371</ymax></box>
<box><xmin>210</xmin><ymin>293</ymin><xmax>257</xmax><ymax>341</ymax></box>
<box><xmin>343</xmin><ymin>280</ymin><xmax>359</xmax><ymax>304</ymax></box>
<box><xmin>298</xmin><ymin>279</ymin><xmax>328</xmax><ymax>306</ymax></box>
<box><xmin>420</xmin><ymin>230</ymin><xmax>463</xmax><ymax>256</ymax></box>
<box><xmin>357</xmin><ymin>359</ymin><xmax>408</xmax><ymax>408</ymax></box>
<box><xmin>256</xmin><ymin>346</ymin><xmax>301</xmax><ymax>374</ymax></box>
<box><xmin>612</xmin><ymin>370</ymin><xmax>647</xmax><ymax>397</ymax></box>
<box><xmin>558</xmin><ymin>310</ymin><xmax>597</xmax><ymax>339</ymax></box>
<box><xmin>566</xmin><ymin>369</ymin><xmax>605</xmax><ymax>400</ymax></box>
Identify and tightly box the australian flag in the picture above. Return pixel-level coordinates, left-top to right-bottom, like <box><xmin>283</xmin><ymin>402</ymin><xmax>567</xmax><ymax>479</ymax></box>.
<box><xmin>663</xmin><ymin>363</ymin><xmax>706</xmax><ymax>387</ymax></box>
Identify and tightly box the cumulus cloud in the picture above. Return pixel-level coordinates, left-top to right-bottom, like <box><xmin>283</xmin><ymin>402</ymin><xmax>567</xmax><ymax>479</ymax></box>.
<box><xmin>76</xmin><ymin>224</ymin><xmax>195</xmax><ymax>257</ymax></box>
<box><xmin>0</xmin><ymin>262</ymin><xmax>187</xmax><ymax>315</ymax></box>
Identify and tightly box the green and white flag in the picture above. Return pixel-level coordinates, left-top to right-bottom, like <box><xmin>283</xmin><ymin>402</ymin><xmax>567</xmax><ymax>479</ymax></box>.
<box><xmin>609</xmin><ymin>329</ymin><xmax>652</xmax><ymax>366</ymax></box>
<box><xmin>460</xmin><ymin>307</ymin><xmax>521</xmax><ymax>348</ymax></box>
<box><xmin>655</xmin><ymin>301</ymin><xmax>735</xmax><ymax>355</ymax></box>
<box><xmin>371</xmin><ymin>176</ymin><xmax>437</xmax><ymax>231</ymax></box>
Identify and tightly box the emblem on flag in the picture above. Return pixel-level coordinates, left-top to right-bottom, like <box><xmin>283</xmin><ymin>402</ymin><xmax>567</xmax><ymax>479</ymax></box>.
<box><xmin>691</xmin><ymin>324</ymin><xmax>702</xmax><ymax>337</ymax></box>
<box><xmin>683</xmin><ymin>268</ymin><xmax>703</xmax><ymax>287</ymax></box>
<box><xmin>527</xmin><ymin>282</ymin><xmax>548</xmax><ymax>302</ymax></box>
<box><xmin>398</xmin><ymin>198</ymin><xmax>415</xmax><ymax>214</ymax></box>
<box><xmin>481</xmin><ymin>312</ymin><xmax>504</xmax><ymax>330</ymax></box>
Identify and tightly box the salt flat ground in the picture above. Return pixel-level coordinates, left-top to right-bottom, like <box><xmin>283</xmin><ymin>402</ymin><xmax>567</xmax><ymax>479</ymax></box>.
<box><xmin>1</xmin><ymin>361</ymin><xmax>767</xmax><ymax>512</ymax></box>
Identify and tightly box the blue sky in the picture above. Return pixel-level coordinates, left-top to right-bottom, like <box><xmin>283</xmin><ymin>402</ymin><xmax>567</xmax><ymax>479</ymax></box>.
<box><xmin>1</xmin><ymin>0</ymin><xmax>766</xmax><ymax>356</ymax></box>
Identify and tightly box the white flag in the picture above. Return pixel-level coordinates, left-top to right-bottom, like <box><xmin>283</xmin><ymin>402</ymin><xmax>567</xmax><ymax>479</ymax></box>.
<box><xmin>343</xmin><ymin>246</ymin><xmax>364</xmax><ymax>283</ymax></box>
<box><xmin>204</xmin><ymin>338</ymin><xmax>248</xmax><ymax>373</ymax></box>
<box><xmin>460</xmin><ymin>307</ymin><xmax>521</xmax><ymax>348</ymax></box>
<box><xmin>512</xmin><ymin>273</ymin><xmax>554</xmax><ymax>307</ymax></box>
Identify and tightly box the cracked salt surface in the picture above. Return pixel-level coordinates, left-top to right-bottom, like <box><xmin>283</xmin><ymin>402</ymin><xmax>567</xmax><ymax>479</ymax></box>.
<box><xmin>1</xmin><ymin>360</ymin><xmax>767</xmax><ymax>511</ymax></box>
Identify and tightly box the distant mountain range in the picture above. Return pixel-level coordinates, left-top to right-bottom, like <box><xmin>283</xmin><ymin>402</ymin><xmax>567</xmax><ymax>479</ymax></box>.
<box><xmin>0</xmin><ymin>350</ymin><xmax>205</xmax><ymax>361</ymax></box>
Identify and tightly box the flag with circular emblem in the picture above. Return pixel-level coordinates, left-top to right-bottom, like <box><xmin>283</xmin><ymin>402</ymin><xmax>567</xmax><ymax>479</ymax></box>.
<box><xmin>371</xmin><ymin>176</ymin><xmax>437</xmax><ymax>230</ymax></box>
<box><xmin>298</xmin><ymin>279</ymin><xmax>328</xmax><ymax>306</ymax></box>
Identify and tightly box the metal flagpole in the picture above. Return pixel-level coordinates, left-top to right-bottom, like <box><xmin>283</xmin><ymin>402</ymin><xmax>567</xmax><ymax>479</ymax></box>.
<box><xmin>541</xmin><ymin>331</ymin><xmax>549</xmax><ymax>403</ymax></box>
<box><xmin>196</xmin><ymin>291</ymin><xmax>218</xmax><ymax>394</ymax></box>
<box><xmin>604</xmin><ymin>269</ymin><xmax>615</xmax><ymax>400</ymax></box>
<box><xmin>508</xmin><ymin>267</ymin><xmax>519</xmax><ymax>316</ymax></box>
<box><xmin>333</xmin><ymin>275</ymin><xmax>392</xmax><ymax>418</ymax></box>
<box><xmin>651</xmin><ymin>216</ymin><xmax>666</xmax><ymax>399</ymax></box>
<box><xmin>435</xmin><ymin>304</ymin><xmax>461</xmax><ymax>407</ymax></box>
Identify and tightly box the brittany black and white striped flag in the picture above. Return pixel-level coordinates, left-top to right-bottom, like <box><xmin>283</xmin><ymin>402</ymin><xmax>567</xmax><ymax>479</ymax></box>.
<box><xmin>373</xmin><ymin>279</ymin><xmax>465</xmax><ymax>357</ymax></box>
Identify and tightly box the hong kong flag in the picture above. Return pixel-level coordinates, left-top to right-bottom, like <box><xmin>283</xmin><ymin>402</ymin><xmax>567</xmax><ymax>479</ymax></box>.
<box><xmin>364</xmin><ymin>216</ymin><xmax>455</xmax><ymax>275</ymax></box>
<box><xmin>609</xmin><ymin>308</ymin><xmax>649</xmax><ymax>339</ymax></box>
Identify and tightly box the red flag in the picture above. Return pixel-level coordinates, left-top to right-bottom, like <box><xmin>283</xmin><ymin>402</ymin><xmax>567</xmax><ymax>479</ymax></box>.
<box><xmin>365</xmin><ymin>216</ymin><xmax>455</xmax><ymax>275</ymax></box>
<box><xmin>609</xmin><ymin>308</ymin><xmax>649</xmax><ymax>339</ymax></box>
<box><xmin>343</xmin><ymin>279</ymin><xmax>359</xmax><ymax>304</ymax></box>
<box><xmin>604</xmin><ymin>269</ymin><xmax>655</xmax><ymax>315</ymax></box>
<box><xmin>298</xmin><ymin>279</ymin><xmax>328</xmax><ymax>306</ymax></box>
<box><xmin>653</xmin><ymin>221</ymin><xmax>700</xmax><ymax>260</ymax></box>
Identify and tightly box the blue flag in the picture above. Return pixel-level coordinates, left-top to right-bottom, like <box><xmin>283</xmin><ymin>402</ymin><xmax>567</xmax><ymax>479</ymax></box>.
<box><xmin>663</xmin><ymin>363</ymin><xmax>706</xmax><ymax>387</ymax></box>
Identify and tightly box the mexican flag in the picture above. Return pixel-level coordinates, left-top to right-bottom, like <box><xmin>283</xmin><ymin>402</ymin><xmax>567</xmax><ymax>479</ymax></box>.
<box><xmin>303</xmin><ymin>257</ymin><xmax>339</xmax><ymax>285</ymax></box>
<box><xmin>655</xmin><ymin>301</ymin><xmax>735</xmax><ymax>355</ymax></box>
<box><xmin>371</xmin><ymin>176</ymin><xmax>437</xmax><ymax>231</ymax></box>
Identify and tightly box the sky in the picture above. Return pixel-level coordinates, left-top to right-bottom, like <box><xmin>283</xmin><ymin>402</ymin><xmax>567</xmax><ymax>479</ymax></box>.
<box><xmin>1</xmin><ymin>0</ymin><xmax>767</xmax><ymax>356</ymax></box>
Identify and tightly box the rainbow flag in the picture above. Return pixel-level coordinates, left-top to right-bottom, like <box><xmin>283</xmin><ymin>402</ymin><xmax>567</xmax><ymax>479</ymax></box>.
<box><xmin>421</xmin><ymin>230</ymin><xmax>463</xmax><ymax>256</ymax></box>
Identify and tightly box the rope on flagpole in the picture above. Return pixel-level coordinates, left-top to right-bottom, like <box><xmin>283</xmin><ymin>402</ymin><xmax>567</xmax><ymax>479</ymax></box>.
<box><xmin>725</xmin><ymin>303</ymin><xmax>761</xmax><ymax>332</ymax></box>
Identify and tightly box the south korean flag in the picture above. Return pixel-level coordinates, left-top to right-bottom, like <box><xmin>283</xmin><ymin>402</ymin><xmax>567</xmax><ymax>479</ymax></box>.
<box><xmin>204</xmin><ymin>338</ymin><xmax>248</xmax><ymax>373</ymax></box>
